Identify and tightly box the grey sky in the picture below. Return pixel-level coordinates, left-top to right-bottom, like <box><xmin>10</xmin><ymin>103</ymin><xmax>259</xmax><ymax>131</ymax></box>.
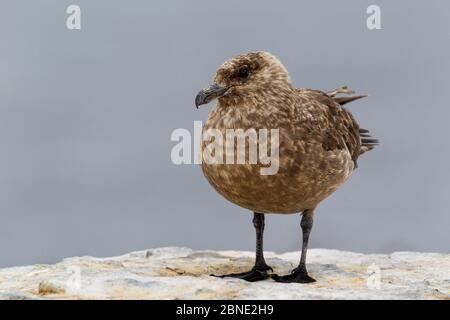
<box><xmin>0</xmin><ymin>1</ymin><xmax>449</xmax><ymax>267</ymax></box>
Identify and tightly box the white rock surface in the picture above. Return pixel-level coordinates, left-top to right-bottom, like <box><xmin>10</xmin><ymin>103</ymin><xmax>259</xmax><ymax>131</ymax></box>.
<box><xmin>0</xmin><ymin>247</ymin><xmax>449</xmax><ymax>300</ymax></box>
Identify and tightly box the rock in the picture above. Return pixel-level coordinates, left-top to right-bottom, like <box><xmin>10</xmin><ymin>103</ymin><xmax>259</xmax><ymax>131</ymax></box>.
<box><xmin>0</xmin><ymin>247</ymin><xmax>448</xmax><ymax>299</ymax></box>
<box><xmin>38</xmin><ymin>280</ymin><xmax>66</xmax><ymax>296</ymax></box>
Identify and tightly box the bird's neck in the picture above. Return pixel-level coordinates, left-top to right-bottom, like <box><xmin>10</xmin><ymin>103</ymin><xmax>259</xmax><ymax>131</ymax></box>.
<box><xmin>211</xmin><ymin>86</ymin><xmax>296</xmax><ymax>129</ymax></box>
<box><xmin>219</xmin><ymin>84</ymin><xmax>295</xmax><ymax>108</ymax></box>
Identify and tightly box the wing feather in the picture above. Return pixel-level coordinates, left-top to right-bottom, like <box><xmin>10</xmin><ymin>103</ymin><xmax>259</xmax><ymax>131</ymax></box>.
<box><xmin>296</xmin><ymin>88</ymin><xmax>377</xmax><ymax>168</ymax></box>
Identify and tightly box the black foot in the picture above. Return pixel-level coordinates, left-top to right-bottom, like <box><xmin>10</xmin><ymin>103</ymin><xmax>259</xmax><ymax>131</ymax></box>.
<box><xmin>271</xmin><ymin>267</ymin><xmax>316</xmax><ymax>283</ymax></box>
<box><xmin>212</xmin><ymin>265</ymin><xmax>272</xmax><ymax>282</ymax></box>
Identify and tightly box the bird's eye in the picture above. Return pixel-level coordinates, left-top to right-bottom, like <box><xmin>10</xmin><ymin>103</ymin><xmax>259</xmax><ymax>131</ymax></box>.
<box><xmin>237</xmin><ymin>66</ymin><xmax>250</xmax><ymax>78</ymax></box>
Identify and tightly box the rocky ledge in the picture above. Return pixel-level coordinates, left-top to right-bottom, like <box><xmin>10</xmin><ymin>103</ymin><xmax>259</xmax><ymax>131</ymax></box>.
<box><xmin>0</xmin><ymin>247</ymin><xmax>448</xmax><ymax>300</ymax></box>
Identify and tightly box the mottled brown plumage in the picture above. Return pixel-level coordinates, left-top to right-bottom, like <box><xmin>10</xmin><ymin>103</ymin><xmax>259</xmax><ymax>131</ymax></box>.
<box><xmin>195</xmin><ymin>52</ymin><xmax>377</xmax><ymax>283</ymax></box>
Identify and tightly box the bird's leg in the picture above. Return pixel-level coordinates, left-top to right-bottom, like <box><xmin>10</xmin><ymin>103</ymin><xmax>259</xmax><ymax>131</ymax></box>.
<box><xmin>212</xmin><ymin>212</ymin><xmax>272</xmax><ymax>282</ymax></box>
<box><xmin>272</xmin><ymin>209</ymin><xmax>316</xmax><ymax>283</ymax></box>
<box><xmin>253</xmin><ymin>212</ymin><xmax>272</xmax><ymax>272</ymax></box>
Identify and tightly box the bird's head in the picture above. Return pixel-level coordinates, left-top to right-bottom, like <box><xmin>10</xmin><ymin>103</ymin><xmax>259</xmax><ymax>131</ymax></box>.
<box><xmin>195</xmin><ymin>51</ymin><xmax>292</xmax><ymax>108</ymax></box>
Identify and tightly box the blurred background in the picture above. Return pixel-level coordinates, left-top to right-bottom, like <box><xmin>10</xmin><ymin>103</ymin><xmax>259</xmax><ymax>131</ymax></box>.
<box><xmin>0</xmin><ymin>0</ymin><xmax>449</xmax><ymax>267</ymax></box>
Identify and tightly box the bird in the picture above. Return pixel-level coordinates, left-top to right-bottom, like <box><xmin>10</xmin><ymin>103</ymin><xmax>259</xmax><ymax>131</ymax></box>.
<box><xmin>195</xmin><ymin>51</ymin><xmax>378</xmax><ymax>283</ymax></box>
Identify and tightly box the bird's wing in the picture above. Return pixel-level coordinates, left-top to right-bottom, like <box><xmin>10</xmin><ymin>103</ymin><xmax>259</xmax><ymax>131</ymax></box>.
<box><xmin>295</xmin><ymin>88</ymin><xmax>370</xmax><ymax>167</ymax></box>
<box><xmin>326</xmin><ymin>86</ymin><xmax>379</xmax><ymax>155</ymax></box>
<box><xmin>326</xmin><ymin>86</ymin><xmax>367</xmax><ymax>105</ymax></box>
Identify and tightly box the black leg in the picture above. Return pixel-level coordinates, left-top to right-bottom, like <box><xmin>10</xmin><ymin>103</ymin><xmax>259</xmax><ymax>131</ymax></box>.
<box><xmin>272</xmin><ymin>209</ymin><xmax>316</xmax><ymax>283</ymax></box>
<box><xmin>253</xmin><ymin>212</ymin><xmax>271</xmax><ymax>271</ymax></box>
<box><xmin>212</xmin><ymin>212</ymin><xmax>272</xmax><ymax>282</ymax></box>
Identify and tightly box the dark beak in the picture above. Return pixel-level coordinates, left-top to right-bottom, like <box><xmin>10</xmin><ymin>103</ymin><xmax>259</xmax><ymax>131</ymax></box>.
<box><xmin>195</xmin><ymin>84</ymin><xmax>229</xmax><ymax>108</ymax></box>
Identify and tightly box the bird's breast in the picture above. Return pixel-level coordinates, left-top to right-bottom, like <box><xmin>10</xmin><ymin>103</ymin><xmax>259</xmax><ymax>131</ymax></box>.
<box><xmin>200</xmin><ymin>106</ymin><xmax>354</xmax><ymax>213</ymax></box>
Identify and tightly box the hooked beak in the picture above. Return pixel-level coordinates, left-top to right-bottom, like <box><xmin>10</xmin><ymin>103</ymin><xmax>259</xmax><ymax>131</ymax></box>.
<box><xmin>195</xmin><ymin>84</ymin><xmax>229</xmax><ymax>108</ymax></box>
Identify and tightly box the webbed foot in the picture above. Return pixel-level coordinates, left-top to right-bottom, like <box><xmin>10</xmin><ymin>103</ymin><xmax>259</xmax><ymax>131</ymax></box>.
<box><xmin>271</xmin><ymin>267</ymin><xmax>316</xmax><ymax>283</ymax></box>
<box><xmin>212</xmin><ymin>264</ymin><xmax>273</xmax><ymax>282</ymax></box>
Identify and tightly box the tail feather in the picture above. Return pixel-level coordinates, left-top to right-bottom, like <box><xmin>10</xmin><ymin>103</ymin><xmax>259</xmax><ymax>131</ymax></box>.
<box><xmin>328</xmin><ymin>86</ymin><xmax>379</xmax><ymax>155</ymax></box>
<box><xmin>359</xmin><ymin>128</ymin><xmax>379</xmax><ymax>154</ymax></box>
<box><xmin>327</xmin><ymin>86</ymin><xmax>379</xmax><ymax>155</ymax></box>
